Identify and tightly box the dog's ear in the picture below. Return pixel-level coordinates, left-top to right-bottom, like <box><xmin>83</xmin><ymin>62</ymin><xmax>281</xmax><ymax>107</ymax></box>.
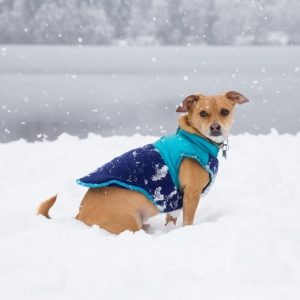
<box><xmin>176</xmin><ymin>95</ymin><xmax>199</xmax><ymax>112</ymax></box>
<box><xmin>225</xmin><ymin>91</ymin><xmax>249</xmax><ymax>105</ymax></box>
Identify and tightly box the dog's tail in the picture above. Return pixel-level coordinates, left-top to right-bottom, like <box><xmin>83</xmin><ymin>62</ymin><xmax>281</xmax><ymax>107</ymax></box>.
<box><xmin>37</xmin><ymin>195</ymin><xmax>57</xmax><ymax>219</ymax></box>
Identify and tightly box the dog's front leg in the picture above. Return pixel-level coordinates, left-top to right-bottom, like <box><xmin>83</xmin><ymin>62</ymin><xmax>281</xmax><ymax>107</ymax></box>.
<box><xmin>179</xmin><ymin>158</ymin><xmax>209</xmax><ymax>226</ymax></box>
<box><xmin>182</xmin><ymin>186</ymin><xmax>202</xmax><ymax>225</ymax></box>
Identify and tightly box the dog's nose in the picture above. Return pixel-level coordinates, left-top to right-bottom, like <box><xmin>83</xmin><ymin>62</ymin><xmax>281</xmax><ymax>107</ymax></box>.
<box><xmin>210</xmin><ymin>123</ymin><xmax>221</xmax><ymax>132</ymax></box>
<box><xmin>210</xmin><ymin>123</ymin><xmax>222</xmax><ymax>136</ymax></box>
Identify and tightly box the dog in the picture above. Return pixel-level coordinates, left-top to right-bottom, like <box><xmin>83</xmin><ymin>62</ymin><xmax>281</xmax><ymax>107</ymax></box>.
<box><xmin>37</xmin><ymin>91</ymin><xmax>249</xmax><ymax>234</ymax></box>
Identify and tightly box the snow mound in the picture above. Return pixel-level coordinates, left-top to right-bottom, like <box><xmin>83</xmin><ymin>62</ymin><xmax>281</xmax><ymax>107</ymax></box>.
<box><xmin>0</xmin><ymin>132</ymin><xmax>300</xmax><ymax>300</ymax></box>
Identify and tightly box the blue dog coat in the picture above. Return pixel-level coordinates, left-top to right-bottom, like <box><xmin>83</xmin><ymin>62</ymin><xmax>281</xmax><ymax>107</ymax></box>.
<box><xmin>77</xmin><ymin>129</ymin><xmax>219</xmax><ymax>213</ymax></box>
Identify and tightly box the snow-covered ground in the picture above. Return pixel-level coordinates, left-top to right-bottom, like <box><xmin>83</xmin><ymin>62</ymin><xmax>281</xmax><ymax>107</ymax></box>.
<box><xmin>1</xmin><ymin>132</ymin><xmax>300</xmax><ymax>300</ymax></box>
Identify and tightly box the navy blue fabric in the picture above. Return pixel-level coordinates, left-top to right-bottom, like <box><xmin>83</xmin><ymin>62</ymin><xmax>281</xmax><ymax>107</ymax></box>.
<box><xmin>207</xmin><ymin>156</ymin><xmax>219</xmax><ymax>177</ymax></box>
<box><xmin>77</xmin><ymin>144</ymin><xmax>183</xmax><ymax>213</ymax></box>
<box><xmin>202</xmin><ymin>156</ymin><xmax>219</xmax><ymax>192</ymax></box>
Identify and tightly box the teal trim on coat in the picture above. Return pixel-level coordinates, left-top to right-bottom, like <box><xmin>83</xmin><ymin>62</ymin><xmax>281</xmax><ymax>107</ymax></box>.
<box><xmin>76</xmin><ymin>179</ymin><xmax>155</xmax><ymax>203</ymax></box>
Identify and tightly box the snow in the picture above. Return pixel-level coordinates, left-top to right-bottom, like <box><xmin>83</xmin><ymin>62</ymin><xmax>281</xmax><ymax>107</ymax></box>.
<box><xmin>1</xmin><ymin>132</ymin><xmax>300</xmax><ymax>300</ymax></box>
<box><xmin>151</xmin><ymin>164</ymin><xmax>168</xmax><ymax>181</ymax></box>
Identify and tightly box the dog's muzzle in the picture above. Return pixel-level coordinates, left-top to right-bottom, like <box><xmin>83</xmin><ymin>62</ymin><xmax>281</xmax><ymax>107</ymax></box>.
<box><xmin>210</xmin><ymin>123</ymin><xmax>222</xmax><ymax>136</ymax></box>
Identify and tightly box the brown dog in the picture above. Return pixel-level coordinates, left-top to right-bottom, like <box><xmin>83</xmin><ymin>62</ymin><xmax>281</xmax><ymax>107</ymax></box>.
<box><xmin>38</xmin><ymin>91</ymin><xmax>249</xmax><ymax>234</ymax></box>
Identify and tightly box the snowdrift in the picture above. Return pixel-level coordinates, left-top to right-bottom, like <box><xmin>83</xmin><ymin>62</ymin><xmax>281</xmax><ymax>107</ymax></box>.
<box><xmin>0</xmin><ymin>132</ymin><xmax>299</xmax><ymax>300</ymax></box>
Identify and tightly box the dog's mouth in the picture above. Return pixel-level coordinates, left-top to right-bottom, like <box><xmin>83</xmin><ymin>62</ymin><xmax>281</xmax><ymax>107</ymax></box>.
<box><xmin>209</xmin><ymin>135</ymin><xmax>225</xmax><ymax>144</ymax></box>
<box><xmin>210</xmin><ymin>131</ymin><xmax>222</xmax><ymax>137</ymax></box>
<box><xmin>206</xmin><ymin>129</ymin><xmax>227</xmax><ymax>144</ymax></box>
<box><xmin>202</xmin><ymin>126</ymin><xmax>228</xmax><ymax>144</ymax></box>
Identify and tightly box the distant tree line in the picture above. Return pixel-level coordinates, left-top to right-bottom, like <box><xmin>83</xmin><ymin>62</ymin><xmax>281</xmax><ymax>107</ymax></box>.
<box><xmin>0</xmin><ymin>0</ymin><xmax>299</xmax><ymax>45</ymax></box>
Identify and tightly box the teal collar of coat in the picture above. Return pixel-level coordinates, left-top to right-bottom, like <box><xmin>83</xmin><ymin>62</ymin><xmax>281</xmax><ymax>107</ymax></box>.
<box><xmin>153</xmin><ymin>129</ymin><xmax>220</xmax><ymax>189</ymax></box>
<box><xmin>177</xmin><ymin>129</ymin><xmax>220</xmax><ymax>158</ymax></box>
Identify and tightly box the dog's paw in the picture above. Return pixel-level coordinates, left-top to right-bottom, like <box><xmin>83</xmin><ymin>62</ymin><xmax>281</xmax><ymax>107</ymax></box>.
<box><xmin>165</xmin><ymin>213</ymin><xmax>177</xmax><ymax>226</ymax></box>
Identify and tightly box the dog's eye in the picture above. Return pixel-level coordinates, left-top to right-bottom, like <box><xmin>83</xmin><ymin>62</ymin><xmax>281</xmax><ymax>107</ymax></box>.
<box><xmin>199</xmin><ymin>111</ymin><xmax>209</xmax><ymax>117</ymax></box>
<box><xmin>220</xmin><ymin>109</ymin><xmax>230</xmax><ymax>116</ymax></box>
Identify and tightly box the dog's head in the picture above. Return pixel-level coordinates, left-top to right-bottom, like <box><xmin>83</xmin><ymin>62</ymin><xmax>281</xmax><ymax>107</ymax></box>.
<box><xmin>176</xmin><ymin>91</ymin><xmax>249</xmax><ymax>143</ymax></box>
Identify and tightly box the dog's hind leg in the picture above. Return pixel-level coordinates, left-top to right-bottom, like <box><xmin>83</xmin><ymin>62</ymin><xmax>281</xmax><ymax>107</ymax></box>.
<box><xmin>76</xmin><ymin>187</ymin><xmax>159</xmax><ymax>234</ymax></box>
<box><xmin>37</xmin><ymin>195</ymin><xmax>57</xmax><ymax>219</ymax></box>
<box><xmin>98</xmin><ymin>214</ymin><xmax>143</xmax><ymax>234</ymax></box>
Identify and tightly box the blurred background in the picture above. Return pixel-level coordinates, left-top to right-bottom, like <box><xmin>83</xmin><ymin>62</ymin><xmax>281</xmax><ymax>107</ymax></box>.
<box><xmin>0</xmin><ymin>0</ymin><xmax>299</xmax><ymax>142</ymax></box>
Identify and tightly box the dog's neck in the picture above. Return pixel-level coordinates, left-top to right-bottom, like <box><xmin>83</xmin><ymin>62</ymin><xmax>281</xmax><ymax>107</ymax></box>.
<box><xmin>178</xmin><ymin>115</ymin><xmax>208</xmax><ymax>138</ymax></box>
<box><xmin>179</xmin><ymin>115</ymin><xmax>198</xmax><ymax>135</ymax></box>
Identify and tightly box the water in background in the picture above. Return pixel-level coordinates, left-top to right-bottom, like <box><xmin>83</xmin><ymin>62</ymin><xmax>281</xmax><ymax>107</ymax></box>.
<box><xmin>0</xmin><ymin>46</ymin><xmax>299</xmax><ymax>143</ymax></box>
